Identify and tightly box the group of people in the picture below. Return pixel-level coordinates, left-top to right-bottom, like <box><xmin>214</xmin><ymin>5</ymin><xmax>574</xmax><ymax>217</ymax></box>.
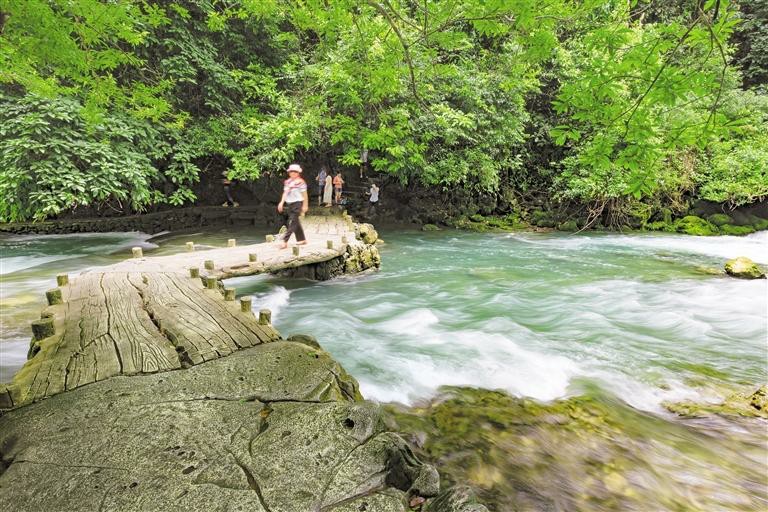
<box><xmin>277</xmin><ymin>163</ymin><xmax>380</xmax><ymax>249</ymax></box>
<box><xmin>315</xmin><ymin>166</ymin><xmax>345</xmax><ymax>207</ymax></box>
<box><xmin>221</xmin><ymin>164</ymin><xmax>379</xmax><ymax>249</ymax></box>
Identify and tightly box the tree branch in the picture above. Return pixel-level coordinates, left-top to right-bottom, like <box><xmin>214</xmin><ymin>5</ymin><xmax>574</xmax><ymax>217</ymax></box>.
<box><xmin>367</xmin><ymin>0</ymin><xmax>420</xmax><ymax>102</ymax></box>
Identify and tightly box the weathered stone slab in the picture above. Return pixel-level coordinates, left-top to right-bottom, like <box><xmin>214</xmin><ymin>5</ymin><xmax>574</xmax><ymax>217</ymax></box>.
<box><xmin>0</xmin><ymin>342</ymin><xmax>432</xmax><ymax>512</ymax></box>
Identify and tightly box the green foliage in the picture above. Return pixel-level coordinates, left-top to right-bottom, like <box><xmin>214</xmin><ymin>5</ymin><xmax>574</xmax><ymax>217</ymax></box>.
<box><xmin>700</xmin><ymin>134</ymin><xmax>768</xmax><ymax>206</ymax></box>
<box><xmin>551</xmin><ymin>0</ymin><xmax>739</xmax><ymax>206</ymax></box>
<box><xmin>0</xmin><ymin>0</ymin><xmax>171</xmax><ymax>119</ymax></box>
<box><xmin>694</xmin><ymin>91</ymin><xmax>768</xmax><ymax>207</ymax></box>
<box><xmin>0</xmin><ymin>0</ymin><xmax>765</xmax><ymax>222</ymax></box>
<box><xmin>732</xmin><ymin>0</ymin><xmax>768</xmax><ymax>89</ymax></box>
<box><xmin>0</xmin><ymin>94</ymin><xmax>198</xmax><ymax>222</ymax></box>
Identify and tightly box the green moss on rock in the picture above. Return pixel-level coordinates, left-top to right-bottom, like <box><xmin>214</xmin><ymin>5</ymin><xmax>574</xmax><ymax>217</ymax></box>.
<box><xmin>664</xmin><ymin>385</ymin><xmax>768</xmax><ymax>418</ymax></box>
<box><xmin>724</xmin><ymin>256</ymin><xmax>766</xmax><ymax>279</ymax></box>
<box><xmin>718</xmin><ymin>224</ymin><xmax>756</xmax><ymax>236</ymax></box>
<box><xmin>706</xmin><ymin>213</ymin><xmax>733</xmax><ymax>226</ymax></box>
<box><xmin>672</xmin><ymin>215</ymin><xmax>719</xmax><ymax>236</ymax></box>
<box><xmin>454</xmin><ymin>215</ymin><xmax>529</xmax><ymax>233</ymax></box>
<box><xmin>386</xmin><ymin>386</ymin><xmax>766</xmax><ymax>512</ymax></box>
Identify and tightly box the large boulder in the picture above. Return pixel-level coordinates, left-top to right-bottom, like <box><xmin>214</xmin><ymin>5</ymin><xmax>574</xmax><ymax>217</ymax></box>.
<box><xmin>357</xmin><ymin>223</ymin><xmax>379</xmax><ymax>244</ymax></box>
<box><xmin>724</xmin><ymin>257</ymin><xmax>766</xmax><ymax>279</ymax></box>
<box><xmin>0</xmin><ymin>342</ymin><xmax>445</xmax><ymax>511</ymax></box>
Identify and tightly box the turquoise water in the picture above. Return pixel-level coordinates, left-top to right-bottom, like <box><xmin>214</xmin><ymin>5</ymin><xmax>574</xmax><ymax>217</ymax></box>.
<box><xmin>235</xmin><ymin>230</ymin><xmax>768</xmax><ymax>411</ymax></box>
<box><xmin>1</xmin><ymin>227</ymin><xmax>766</xmax><ymax>510</ymax></box>
<box><xmin>1</xmin><ymin>228</ymin><xmax>766</xmax><ymax>406</ymax></box>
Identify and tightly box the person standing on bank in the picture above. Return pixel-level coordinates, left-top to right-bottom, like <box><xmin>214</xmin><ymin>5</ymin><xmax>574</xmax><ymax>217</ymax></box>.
<box><xmin>277</xmin><ymin>163</ymin><xmax>309</xmax><ymax>249</ymax></box>
<box><xmin>221</xmin><ymin>171</ymin><xmax>239</xmax><ymax>207</ymax></box>
<box><xmin>333</xmin><ymin>172</ymin><xmax>345</xmax><ymax>205</ymax></box>
<box><xmin>366</xmin><ymin>182</ymin><xmax>379</xmax><ymax>216</ymax></box>
<box><xmin>323</xmin><ymin>173</ymin><xmax>333</xmax><ymax>207</ymax></box>
<box><xmin>316</xmin><ymin>165</ymin><xmax>328</xmax><ymax>206</ymax></box>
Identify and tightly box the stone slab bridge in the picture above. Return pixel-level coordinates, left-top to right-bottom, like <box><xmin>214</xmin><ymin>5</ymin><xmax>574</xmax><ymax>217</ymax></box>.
<box><xmin>0</xmin><ymin>214</ymin><xmax>381</xmax><ymax>410</ymax></box>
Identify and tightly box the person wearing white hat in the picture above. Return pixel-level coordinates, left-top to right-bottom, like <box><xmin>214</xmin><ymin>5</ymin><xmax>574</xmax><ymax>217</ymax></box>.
<box><xmin>277</xmin><ymin>163</ymin><xmax>309</xmax><ymax>249</ymax></box>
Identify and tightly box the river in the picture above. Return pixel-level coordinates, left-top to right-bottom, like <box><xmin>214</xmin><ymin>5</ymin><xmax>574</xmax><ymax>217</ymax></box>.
<box><xmin>1</xmin><ymin>226</ymin><xmax>766</xmax><ymax>510</ymax></box>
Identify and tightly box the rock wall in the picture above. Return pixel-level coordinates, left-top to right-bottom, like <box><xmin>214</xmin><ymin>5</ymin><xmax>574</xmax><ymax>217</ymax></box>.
<box><xmin>0</xmin><ymin>205</ymin><xmax>282</xmax><ymax>235</ymax></box>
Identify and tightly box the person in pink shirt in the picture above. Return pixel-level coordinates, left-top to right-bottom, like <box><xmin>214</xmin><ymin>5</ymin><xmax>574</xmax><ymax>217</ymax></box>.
<box><xmin>277</xmin><ymin>163</ymin><xmax>309</xmax><ymax>249</ymax></box>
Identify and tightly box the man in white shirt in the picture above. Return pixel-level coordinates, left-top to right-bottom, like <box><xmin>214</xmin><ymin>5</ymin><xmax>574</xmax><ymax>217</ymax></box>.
<box><xmin>367</xmin><ymin>183</ymin><xmax>379</xmax><ymax>217</ymax></box>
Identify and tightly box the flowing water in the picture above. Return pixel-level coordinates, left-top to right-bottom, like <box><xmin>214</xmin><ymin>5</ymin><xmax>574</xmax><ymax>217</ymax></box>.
<box><xmin>1</xmin><ymin>226</ymin><xmax>766</xmax><ymax>510</ymax></box>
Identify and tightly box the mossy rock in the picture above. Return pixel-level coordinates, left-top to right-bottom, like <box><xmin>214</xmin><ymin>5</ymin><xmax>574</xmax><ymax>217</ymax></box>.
<box><xmin>422</xmin><ymin>224</ymin><xmax>441</xmax><ymax>231</ymax></box>
<box><xmin>753</xmin><ymin>218</ymin><xmax>768</xmax><ymax>231</ymax></box>
<box><xmin>724</xmin><ymin>256</ymin><xmax>766</xmax><ymax>279</ymax></box>
<box><xmin>454</xmin><ymin>217</ymin><xmax>497</xmax><ymax>233</ymax></box>
<box><xmin>644</xmin><ymin>221</ymin><xmax>673</xmax><ymax>232</ymax></box>
<box><xmin>558</xmin><ymin>220</ymin><xmax>578</xmax><ymax>232</ymax></box>
<box><xmin>672</xmin><ymin>216</ymin><xmax>719</xmax><ymax>236</ymax></box>
<box><xmin>706</xmin><ymin>213</ymin><xmax>733</xmax><ymax>226</ymax></box>
<box><xmin>664</xmin><ymin>385</ymin><xmax>768</xmax><ymax>418</ymax></box>
<box><xmin>718</xmin><ymin>224</ymin><xmax>755</xmax><ymax>236</ymax></box>
<box><xmin>356</xmin><ymin>223</ymin><xmax>379</xmax><ymax>244</ymax></box>
<box><xmin>729</xmin><ymin>210</ymin><xmax>761</xmax><ymax>227</ymax></box>
<box><xmin>469</xmin><ymin>214</ymin><xmax>485</xmax><ymax>223</ymax></box>
<box><xmin>385</xmin><ymin>385</ymin><xmax>767</xmax><ymax>511</ymax></box>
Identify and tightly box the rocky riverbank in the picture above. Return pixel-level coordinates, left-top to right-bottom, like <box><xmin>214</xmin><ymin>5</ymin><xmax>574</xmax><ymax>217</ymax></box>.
<box><xmin>0</xmin><ymin>217</ymin><xmax>487</xmax><ymax>511</ymax></box>
<box><xmin>385</xmin><ymin>386</ymin><xmax>768</xmax><ymax>512</ymax></box>
<box><xmin>0</xmin><ymin>339</ymin><xmax>484</xmax><ymax>511</ymax></box>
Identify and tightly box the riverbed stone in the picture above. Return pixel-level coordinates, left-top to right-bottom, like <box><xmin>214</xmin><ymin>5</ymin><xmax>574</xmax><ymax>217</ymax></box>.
<box><xmin>664</xmin><ymin>385</ymin><xmax>768</xmax><ymax>418</ymax></box>
<box><xmin>424</xmin><ymin>486</ymin><xmax>489</xmax><ymax>512</ymax></box>
<box><xmin>0</xmin><ymin>341</ymin><xmax>446</xmax><ymax>511</ymax></box>
<box><xmin>386</xmin><ymin>386</ymin><xmax>766</xmax><ymax>511</ymax></box>
<box><xmin>724</xmin><ymin>256</ymin><xmax>765</xmax><ymax>279</ymax></box>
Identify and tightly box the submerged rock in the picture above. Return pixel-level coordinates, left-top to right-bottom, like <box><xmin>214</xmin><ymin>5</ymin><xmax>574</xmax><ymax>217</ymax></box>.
<box><xmin>424</xmin><ymin>486</ymin><xmax>488</xmax><ymax>512</ymax></box>
<box><xmin>664</xmin><ymin>385</ymin><xmax>768</xmax><ymax>418</ymax></box>
<box><xmin>385</xmin><ymin>386</ymin><xmax>767</xmax><ymax>512</ymax></box>
<box><xmin>724</xmin><ymin>256</ymin><xmax>765</xmax><ymax>279</ymax></box>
